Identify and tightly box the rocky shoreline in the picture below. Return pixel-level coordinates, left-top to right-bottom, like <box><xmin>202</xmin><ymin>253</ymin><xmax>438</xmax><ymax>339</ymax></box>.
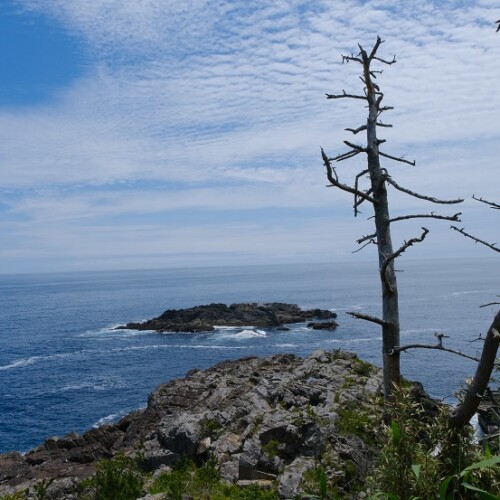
<box><xmin>116</xmin><ymin>302</ymin><xmax>338</xmax><ymax>333</ymax></box>
<box><xmin>0</xmin><ymin>349</ymin><xmax>389</xmax><ymax>499</ymax></box>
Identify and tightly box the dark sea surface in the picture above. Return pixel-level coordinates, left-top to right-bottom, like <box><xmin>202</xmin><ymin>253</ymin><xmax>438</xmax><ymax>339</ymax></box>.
<box><xmin>0</xmin><ymin>258</ymin><xmax>498</xmax><ymax>453</ymax></box>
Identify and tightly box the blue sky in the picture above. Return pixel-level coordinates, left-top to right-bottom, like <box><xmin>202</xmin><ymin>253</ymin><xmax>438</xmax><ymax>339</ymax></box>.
<box><xmin>0</xmin><ymin>0</ymin><xmax>499</xmax><ymax>273</ymax></box>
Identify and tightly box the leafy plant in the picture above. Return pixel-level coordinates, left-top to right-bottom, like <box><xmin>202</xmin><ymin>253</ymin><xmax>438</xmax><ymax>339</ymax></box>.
<box><xmin>89</xmin><ymin>453</ymin><xmax>143</xmax><ymax>500</ymax></box>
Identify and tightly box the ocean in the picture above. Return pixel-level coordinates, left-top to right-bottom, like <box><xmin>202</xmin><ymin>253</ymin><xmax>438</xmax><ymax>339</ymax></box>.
<box><xmin>0</xmin><ymin>258</ymin><xmax>498</xmax><ymax>454</ymax></box>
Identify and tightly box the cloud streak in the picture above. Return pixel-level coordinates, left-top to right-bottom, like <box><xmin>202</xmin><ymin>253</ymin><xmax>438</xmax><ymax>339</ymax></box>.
<box><xmin>1</xmin><ymin>0</ymin><xmax>499</xmax><ymax>272</ymax></box>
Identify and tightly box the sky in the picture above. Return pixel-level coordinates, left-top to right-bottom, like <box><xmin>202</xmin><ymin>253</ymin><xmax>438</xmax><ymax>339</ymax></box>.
<box><xmin>0</xmin><ymin>0</ymin><xmax>499</xmax><ymax>274</ymax></box>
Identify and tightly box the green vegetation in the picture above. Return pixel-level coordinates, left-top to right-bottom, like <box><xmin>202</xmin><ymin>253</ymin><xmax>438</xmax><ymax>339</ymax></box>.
<box><xmin>368</xmin><ymin>387</ymin><xmax>500</xmax><ymax>499</ymax></box>
<box><xmin>150</xmin><ymin>458</ymin><xmax>278</xmax><ymax>499</ymax></box>
<box><xmin>337</xmin><ymin>402</ymin><xmax>382</xmax><ymax>447</ymax></box>
<box><xmin>199</xmin><ymin>417</ymin><xmax>221</xmax><ymax>438</ymax></box>
<box><xmin>81</xmin><ymin>453</ymin><xmax>144</xmax><ymax>500</ymax></box>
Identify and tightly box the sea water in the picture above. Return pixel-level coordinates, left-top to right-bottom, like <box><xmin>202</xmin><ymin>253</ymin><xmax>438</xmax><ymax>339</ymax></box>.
<box><xmin>0</xmin><ymin>258</ymin><xmax>498</xmax><ymax>453</ymax></box>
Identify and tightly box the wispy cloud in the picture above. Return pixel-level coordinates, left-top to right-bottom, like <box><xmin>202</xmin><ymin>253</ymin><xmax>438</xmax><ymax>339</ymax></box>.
<box><xmin>0</xmin><ymin>0</ymin><xmax>499</xmax><ymax>272</ymax></box>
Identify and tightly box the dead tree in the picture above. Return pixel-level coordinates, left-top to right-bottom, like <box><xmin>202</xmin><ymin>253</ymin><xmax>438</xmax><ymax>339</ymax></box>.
<box><xmin>322</xmin><ymin>36</ymin><xmax>463</xmax><ymax>400</ymax></box>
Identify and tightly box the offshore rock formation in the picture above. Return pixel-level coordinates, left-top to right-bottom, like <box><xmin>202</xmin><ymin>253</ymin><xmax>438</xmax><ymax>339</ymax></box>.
<box><xmin>117</xmin><ymin>302</ymin><xmax>338</xmax><ymax>333</ymax></box>
<box><xmin>0</xmin><ymin>350</ymin><xmax>385</xmax><ymax>499</ymax></box>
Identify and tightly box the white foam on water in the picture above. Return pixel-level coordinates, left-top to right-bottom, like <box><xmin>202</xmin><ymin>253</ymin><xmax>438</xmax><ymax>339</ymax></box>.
<box><xmin>233</xmin><ymin>329</ymin><xmax>267</xmax><ymax>339</ymax></box>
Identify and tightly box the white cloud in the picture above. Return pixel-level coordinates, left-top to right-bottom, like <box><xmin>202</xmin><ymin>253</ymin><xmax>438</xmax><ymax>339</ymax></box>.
<box><xmin>1</xmin><ymin>0</ymin><xmax>499</xmax><ymax>271</ymax></box>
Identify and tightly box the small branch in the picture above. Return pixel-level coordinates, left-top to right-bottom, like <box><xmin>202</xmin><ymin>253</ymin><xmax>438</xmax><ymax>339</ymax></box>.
<box><xmin>354</xmin><ymin>169</ymin><xmax>370</xmax><ymax>217</ymax></box>
<box><xmin>379</xmin><ymin>151</ymin><xmax>416</xmax><ymax>166</ymax></box>
<box><xmin>368</xmin><ymin>36</ymin><xmax>384</xmax><ymax>61</ymax></box>
<box><xmin>473</xmin><ymin>195</ymin><xmax>500</xmax><ymax>210</ymax></box>
<box><xmin>326</xmin><ymin>91</ymin><xmax>367</xmax><ymax>101</ymax></box>
<box><xmin>347</xmin><ymin>311</ymin><xmax>389</xmax><ymax>326</ymax></box>
<box><xmin>357</xmin><ymin>232</ymin><xmax>377</xmax><ymax>245</ymax></box>
<box><xmin>390</xmin><ymin>212</ymin><xmax>462</xmax><ymax>224</ymax></box>
<box><xmin>385</xmin><ymin>175</ymin><xmax>464</xmax><ymax>204</ymax></box>
<box><xmin>341</xmin><ymin>54</ymin><xmax>363</xmax><ymax>64</ymax></box>
<box><xmin>345</xmin><ymin>125</ymin><xmax>367</xmax><ymax>135</ymax></box>
<box><xmin>333</xmin><ymin>149</ymin><xmax>362</xmax><ymax>162</ymax></box>
<box><xmin>377</xmin><ymin>106</ymin><xmax>394</xmax><ymax>116</ymax></box>
<box><xmin>380</xmin><ymin>227</ymin><xmax>429</xmax><ymax>282</ymax></box>
<box><xmin>392</xmin><ymin>344</ymin><xmax>481</xmax><ymax>364</ymax></box>
<box><xmin>352</xmin><ymin>239</ymin><xmax>376</xmax><ymax>253</ymax></box>
<box><xmin>480</xmin><ymin>301</ymin><xmax>500</xmax><ymax>309</ymax></box>
<box><xmin>321</xmin><ymin>148</ymin><xmax>376</xmax><ymax>204</ymax></box>
<box><xmin>450</xmin><ymin>226</ymin><xmax>500</xmax><ymax>253</ymax></box>
<box><xmin>344</xmin><ymin>140</ymin><xmax>366</xmax><ymax>152</ymax></box>
<box><xmin>372</xmin><ymin>55</ymin><xmax>397</xmax><ymax>65</ymax></box>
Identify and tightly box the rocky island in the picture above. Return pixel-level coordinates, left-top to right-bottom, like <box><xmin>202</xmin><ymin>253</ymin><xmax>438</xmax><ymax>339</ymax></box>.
<box><xmin>0</xmin><ymin>349</ymin><xmax>401</xmax><ymax>499</ymax></box>
<box><xmin>117</xmin><ymin>302</ymin><xmax>338</xmax><ymax>333</ymax></box>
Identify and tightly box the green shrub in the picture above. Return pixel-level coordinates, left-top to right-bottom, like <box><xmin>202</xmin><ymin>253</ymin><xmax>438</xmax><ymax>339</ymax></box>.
<box><xmin>89</xmin><ymin>453</ymin><xmax>143</xmax><ymax>500</ymax></box>
<box><xmin>368</xmin><ymin>386</ymin><xmax>500</xmax><ymax>500</ymax></box>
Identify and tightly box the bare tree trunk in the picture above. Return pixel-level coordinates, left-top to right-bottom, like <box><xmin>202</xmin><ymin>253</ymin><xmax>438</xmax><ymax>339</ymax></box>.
<box><xmin>448</xmin><ymin>309</ymin><xmax>500</xmax><ymax>428</ymax></box>
<box><xmin>323</xmin><ymin>37</ymin><xmax>462</xmax><ymax>402</ymax></box>
<box><xmin>363</xmin><ymin>50</ymin><xmax>401</xmax><ymax>397</ymax></box>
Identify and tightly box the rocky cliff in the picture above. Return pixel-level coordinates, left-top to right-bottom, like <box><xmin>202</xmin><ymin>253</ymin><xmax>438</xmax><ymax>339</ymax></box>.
<box><xmin>0</xmin><ymin>350</ymin><xmax>385</xmax><ymax>499</ymax></box>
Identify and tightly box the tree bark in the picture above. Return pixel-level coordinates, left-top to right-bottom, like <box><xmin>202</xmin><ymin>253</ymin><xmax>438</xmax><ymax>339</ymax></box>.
<box><xmin>448</xmin><ymin>309</ymin><xmax>500</xmax><ymax>428</ymax></box>
<box><xmin>360</xmin><ymin>47</ymin><xmax>401</xmax><ymax>399</ymax></box>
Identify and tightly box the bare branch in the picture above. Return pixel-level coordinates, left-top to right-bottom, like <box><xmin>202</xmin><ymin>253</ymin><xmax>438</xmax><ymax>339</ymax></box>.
<box><xmin>368</xmin><ymin>36</ymin><xmax>384</xmax><ymax>61</ymax></box>
<box><xmin>392</xmin><ymin>343</ymin><xmax>481</xmax><ymax>364</ymax></box>
<box><xmin>380</xmin><ymin>227</ymin><xmax>429</xmax><ymax>281</ymax></box>
<box><xmin>377</xmin><ymin>106</ymin><xmax>394</xmax><ymax>115</ymax></box>
<box><xmin>347</xmin><ymin>311</ymin><xmax>389</xmax><ymax>326</ymax></box>
<box><xmin>372</xmin><ymin>55</ymin><xmax>397</xmax><ymax>65</ymax></box>
<box><xmin>385</xmin><ymin>175</ymin><xmax>464</xmax><ymax>204</ymax></box>
<box><xmin>322</xmin><ymin>148</ymin><xmax>377</xmax><ymax>204</ymax></box>
<box><xmin>341</xmin><ymin>54</ymin><xmax>363</xmax><ymax>64</ymax></box>
<box><xmin>357</xmin><ymin>232</ymin><xmax>377</xmax><ymax>245</ymax></box>
<box><xmin>332</xmin><ymin>149</ymin><xmax>362</xmax><ymax>163</ymax></box>
<box><xmin>496</xmin><ymin>19</ymin><xmax>500</xmax><ymax>32</ymax></box>
<box><xmin>326</xmin><ymin>91</ymin><xmax>367</xmax><ymax>101</ymax></box>
<box><xmin>377</xmin><ymin>121</ymin><xmax>393</xmax><ymax>128</ymax></box>
<box><xmin>352</xmin><ymin>239</ymin><xmax>376</xmax><ymax>253</ymax></box>
<box><xmin>354</xmin><ymin>169</ymin><xmax>370</xmax><ymax>217</ymax></box>
<box><xmin>345</xmin><ymin>125</ymin><xmax>367</xmax><ymax>135</ymax></box>
<box><xmin>480</xmin><ymin>302</ymin><xmax>500</xmax><ymax>308</ymax></box>
<box><xmin>450</xmin><ymin>226</ymin><xmax>500</xmax><ymax>253</ymax></box>
<box><xmin>379</xmin><ymin>151</ymin><xmax>416</xmax><ymax>166</ymax></box>
<box><xmin>344</xmin><ymin>140</ymin><xmax>366</xmax><ymax>152</ymax></box>
<box><xmin>390</xmin><ymin>212</ymin><xmax>462</xmax><ymax>224</ymax></box>
<box><xmin>473</xmin><ymin>194</ymin><xmax>500</xmax><ymax>210</ymax></box>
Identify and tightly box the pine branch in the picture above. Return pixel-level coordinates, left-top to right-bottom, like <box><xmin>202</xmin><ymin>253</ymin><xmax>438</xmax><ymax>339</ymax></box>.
<box><xmin>450</xmin><ymin>226</ymin><xmax>500</xmax><ymax>253</ymax></box>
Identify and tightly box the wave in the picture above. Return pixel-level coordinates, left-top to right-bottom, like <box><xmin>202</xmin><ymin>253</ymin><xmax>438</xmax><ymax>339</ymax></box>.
<box><xmin>0</xmin><ymin>352</ymin><xmax>77</xmax><ymax>371</ymax></box>
<box><xmin>58</xmin><ymin>377</ymin><xmax>127</xmax><ymax>393</ymax></box>
<box><xmin>229</xmin><ymin>329</ymin><xmax>267</xmax><ymax>339</ymax></box>
<box><xmin>451</xmin><ymin>289</ymin><xmax>497</xmax><ymax>296</ymax></box>
<box><xmin>92</xmin><ymin>409</ymin><xmax>131</xmax><ymax>428</ymax></box>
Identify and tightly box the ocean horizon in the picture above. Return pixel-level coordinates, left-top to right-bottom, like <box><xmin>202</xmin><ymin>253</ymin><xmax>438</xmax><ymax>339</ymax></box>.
<box><xmin>0</xmin><ymin>257</ymin><xmax>498</xmax><ymax>453</ymax></box>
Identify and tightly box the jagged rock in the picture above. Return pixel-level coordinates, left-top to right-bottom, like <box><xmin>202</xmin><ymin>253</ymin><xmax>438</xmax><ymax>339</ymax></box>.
<box><xmin>307</xmin><ymin>321</ymin><xmax>339</xmax><ymax>330</ymax></box>
<box><xmin>277</xmin><ymin>457</ymin><xmax>316</xmax><ymax>498</ymax></box>
<box><xmin>0</xmin><ymin>350</ymin><xmax>389</xmax><ymax>499</ymax></box>
<box><xmin>117</xmin><ymin>302</ymin><xmax>337</xmax><ymax>333</ymax></box>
